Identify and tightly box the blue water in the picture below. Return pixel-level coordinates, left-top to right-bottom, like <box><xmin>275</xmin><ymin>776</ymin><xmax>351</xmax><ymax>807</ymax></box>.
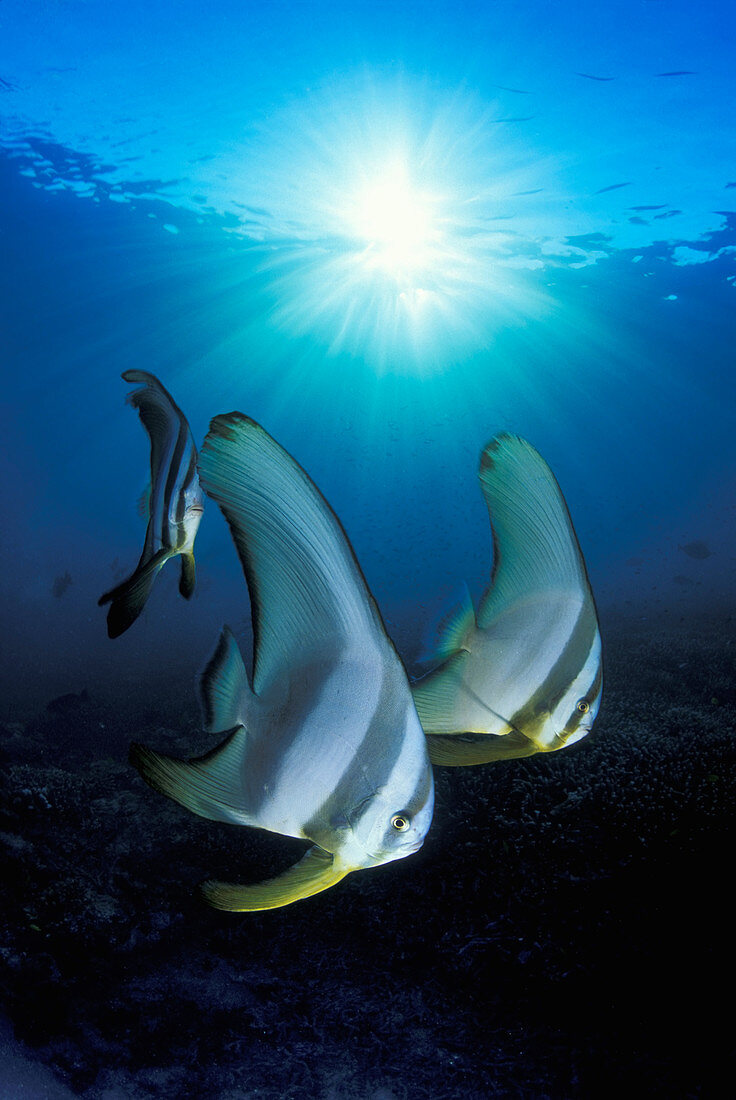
<box><xmin>1</xmin><ymin>3</ymin><xmax>735</xmax><ymax>1094</ymax></box>
<box><xmin>1</xmin><ymin>2</ymin><xmax>734</xmax><ymax>700</ymax></box>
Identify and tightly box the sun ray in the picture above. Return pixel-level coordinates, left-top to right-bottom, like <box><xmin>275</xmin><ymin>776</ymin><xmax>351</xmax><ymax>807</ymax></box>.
<box><xmin>216</xmin><ymin>72</ymin><xmax>563</xmax><ymax>373</ymax></box>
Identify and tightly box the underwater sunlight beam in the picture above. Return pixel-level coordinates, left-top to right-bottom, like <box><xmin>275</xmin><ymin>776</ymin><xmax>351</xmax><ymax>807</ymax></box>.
<box><xmin>219</xmin><ymin>74</ymin><xmax>559</xmax><ymax>372</ymax></box>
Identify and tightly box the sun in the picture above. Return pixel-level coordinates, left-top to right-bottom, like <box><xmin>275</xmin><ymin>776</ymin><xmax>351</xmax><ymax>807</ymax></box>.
<box><xmin>217</xmin><ymin>72</ymin><xmax>559</xmax><ymax>371</ymax></box>
<box><xmin>346</xmin><ymin>160</ymin><xmax>438</xmax><ymax>279</ymax></box>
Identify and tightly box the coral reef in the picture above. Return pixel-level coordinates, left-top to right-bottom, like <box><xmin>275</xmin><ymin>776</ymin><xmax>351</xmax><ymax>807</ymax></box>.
<box><xmin>1</xmin><ymin>609</ymin><xmax>734</xmax><ymax>1098</ymax></box>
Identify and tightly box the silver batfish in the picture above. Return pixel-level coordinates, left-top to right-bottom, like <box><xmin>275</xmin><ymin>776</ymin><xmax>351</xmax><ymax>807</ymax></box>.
<box><xmin>413</xmin><ymin>433</ymin><xmax>602</xmax><ymax>765</ymax></box>
<box><xmin>99</xmin><ymin>370</ymin><xmax>204</xmax><ymax>638</ymax></box>
<box><xmin>130</xmin><ymin>413</ymin><xmax>434</xmax><ymax>911</ymax></box>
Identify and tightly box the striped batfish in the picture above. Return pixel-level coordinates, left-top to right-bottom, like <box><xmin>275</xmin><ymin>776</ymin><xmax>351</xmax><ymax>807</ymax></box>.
<box><xmin>98</xmin><ymin>370</ymin><xmax>204</xmax><ymax>638</ymax></box>
<box><xmin>413</xmin><ymin>433</ymin><xmax>602</xmax><ymax>765</ymax></box>
<box><xmin>130</xmin><ymin>413</ymin><xmax>434</xmax><ymax>911</ymax></box>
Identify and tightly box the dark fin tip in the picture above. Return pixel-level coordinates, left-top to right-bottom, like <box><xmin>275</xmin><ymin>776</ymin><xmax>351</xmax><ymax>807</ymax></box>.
<box><xmin>479</xmin><ymin>438</ymin><xmax>502</xmax><ymax>472</ymax></box>
<box><xmin>179</xmin><ymin>554</ymin><xmax>196</xmax><ymax>600</ymax></box>
<box><xmin>207</xmin><ymin>411</ymin><xmax>259</xmax><ymax>443</ymax></box>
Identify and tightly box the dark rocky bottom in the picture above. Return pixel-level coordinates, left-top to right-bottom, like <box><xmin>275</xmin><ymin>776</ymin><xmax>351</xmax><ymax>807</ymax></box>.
<box><xmin>1</xmin><ymin>608</ymin><xmax>734</xmax><ymax>1098</ymax></box>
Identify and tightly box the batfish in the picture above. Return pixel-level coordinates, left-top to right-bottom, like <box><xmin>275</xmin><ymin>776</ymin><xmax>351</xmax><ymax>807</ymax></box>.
<box><xmin>98</xmin><ymin>370</ymin><xmax>204</xmax><ymax>638</ymax></box>
<box><xmin>130</xmin><ymin>413</ymin><xmax>434</xmax><ymax>911</ymax></box>
<box><xmin>412</xmin><ymin>433</ymin><xmax>602</xmax><ymax>765</ymax></box>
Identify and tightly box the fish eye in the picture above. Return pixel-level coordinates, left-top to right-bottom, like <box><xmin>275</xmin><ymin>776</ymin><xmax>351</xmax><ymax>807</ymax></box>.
<box><xmin>576</xmin><ymin>699</ymin><xmax>590</xmax><ymax>714</ymax></box>
<box><xmin>391</xmin><ymin>813</ymin><xmax>411</xmax><ymax>831</ymax></box>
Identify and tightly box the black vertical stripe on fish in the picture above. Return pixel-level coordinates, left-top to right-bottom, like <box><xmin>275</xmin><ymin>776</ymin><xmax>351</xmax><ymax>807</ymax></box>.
<box><xmin>509</xmin><ymin>596</ymin><xmax>599</xmax><ymax>740</ymax></box>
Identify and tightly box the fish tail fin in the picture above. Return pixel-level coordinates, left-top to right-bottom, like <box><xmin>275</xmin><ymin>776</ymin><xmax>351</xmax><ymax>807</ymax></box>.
<box><xmin>179</xmin><ymin>552</ymin><xmax>196</xmax><ymax>599</ymax></box>
<box><xmin>129</xmin><ymin>726</ymin><xmax>252</xmax><ymax>825</ymax></box>
<box><xmin>200</xmin><ymin>845</ymin><xmax>351</xmax><ymax>912</ymax></box>
<box><xmin>97</xmin><ymin>547</ymin><xmax>170</xmax><ymax>638</ymax></box>
<box><xmin>199</xmin><ymin>626</ymin><xmax>253</xmax><ymax>733</ymax></box>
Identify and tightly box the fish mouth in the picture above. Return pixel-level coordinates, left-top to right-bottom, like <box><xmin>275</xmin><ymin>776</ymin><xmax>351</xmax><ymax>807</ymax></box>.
<box><xmin>373</xmin><ymin>836</ymin><xmax>425</xmax><ymax>864</ymax></box>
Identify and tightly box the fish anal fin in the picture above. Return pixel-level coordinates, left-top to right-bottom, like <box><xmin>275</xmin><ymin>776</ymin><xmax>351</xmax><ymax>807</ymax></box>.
<box><xmin>129</xmin><ymin>726</ymin><xmax>251</xmax><ymax>825</ymax></box>
<box><xmin>200</xmin><ymin>844</ymin><xmax>350</xmax><ymax>911</ymax></box>
<box><xmin>427</xmin><ymin>729</ymin><xmax>539</xmax><ymax>766</ymax></box>
<box><xmin>199</xmin><ymin>626</ymin><xmax>253</xmax><ymax>733</ymax></box>
<box><xmin>98</xmin><ymin>547</ymin><xmax>170</xmax><ymax>638</ymax></box>
<box><xmin>179</xmin><ymin>552</ymin><xmax>196</xmax><ymax>599</ymax></box>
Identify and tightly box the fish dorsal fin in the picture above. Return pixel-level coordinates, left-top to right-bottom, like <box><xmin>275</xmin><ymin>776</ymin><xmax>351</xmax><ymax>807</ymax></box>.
<box><xmin>199</xmin><ymin>626</ymin><xmax>253</xmax><ymax>733</ymax></box>
<box><xmin>129</xmin><ymin>727</ymin><xmax>255</xmax><ymax>826</ymax></box>
<box><xmin>200</xmin><ymin>844</ymin><xmax>351</xmax><ymax>911</ymax></box>
<box><xmin>477</xmin><ymin>434</ymin><xmax>590</xmax><ymax>627</ymax></box>
<box><xmin>198</xmin><ymin>414</ymin><xmax>384</xmax><ymax>696</ymax></box>
<box><xmin>413</xmin><ymin>651</ymin><xmax>516</xmax><ymax>736</ymax></box>
<box><xmin>122</xmin><ymin>370</ymin><xmax>193</xmax><ymax>480</ymax></box>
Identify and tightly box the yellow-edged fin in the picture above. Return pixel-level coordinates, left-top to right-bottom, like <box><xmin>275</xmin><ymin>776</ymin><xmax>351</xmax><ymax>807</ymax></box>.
<box><xmin>201</xmin><ymin>845</ymin><xmax>351</xmax><ymax>912</ymax></box>
<box><xmin>427</xmin><ymin>729</ymin><xmax>540</xmax><ymax>766</ymax></box>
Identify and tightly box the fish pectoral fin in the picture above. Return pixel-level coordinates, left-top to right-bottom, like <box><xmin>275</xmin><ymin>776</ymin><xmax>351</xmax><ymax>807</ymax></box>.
<box><xmin>412</xmin><ymin>651</ymin><xmax>472</xmax><ymax>732</ymax></box>
<box><xmin>179</xmin><ymin>552</ymin><xmax>196</xmax><ymax>599</ymax></box>
<box><xmin>200</xmin><ymin>845</ymin><xmax>351</xmax><ymax>912</ymax></box>
<box><xmin>97</xmin><ymin>547</ymin><xmax>171</xmax><ymax>638</ymax></box>
<box><xmin>427</xmin><ymin>729</ymin><xmax>539</xmax><ymax>766</ymax></box>
<box><xmin>430</xmin><ymin>583</ymin><xmax>476</xmax><ymax>662</ymax></box>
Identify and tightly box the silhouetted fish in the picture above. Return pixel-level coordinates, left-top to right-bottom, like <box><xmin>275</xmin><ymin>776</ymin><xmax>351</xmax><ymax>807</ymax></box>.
<box><xmin>51</xmin><ymin>571</ymin><xmax>73</xmax><ymax>598</ymax></box>
<box><xmin>575</xmin><ymin>72</ymin><xmax>615</xmax><ymax>81</ymax></box>
<box><xmin>98</xmin><ymin>371</ymin><xmax>204</xmax><ymax>638</ymax></box>
<box><xmin>131</xmin><ymin>414</ymin><xmax>434</xmax><ymax>911</ymax></box>
<box><xmin>595</xmin><ymin>182</ymin><xmax>632</xmax><ymax>194</ymax></box>
<box><xmin>413</xmin><ymin>434</ymin><xmax>602</xmax><ymax>765</ymax></box>
<box><xmin>46</xmin><ymin>689</ymin><xmax>89</xmax><ymax>715</ymax></box>
<box><xmin>656</xmin><ymin>71</ymin><xmax>696</xmax><ymax>77</ymax></box>
<box><xmin>678</xmin><ymin>540</ymin><xmax>712</xmax><ymax>560</ymax></box>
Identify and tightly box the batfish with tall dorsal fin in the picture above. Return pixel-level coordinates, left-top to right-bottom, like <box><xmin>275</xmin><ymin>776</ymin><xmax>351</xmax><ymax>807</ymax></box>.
<box><xmin>130</xmin><ymin>413</ymin><xmax>434</xmax><ymax>911</ymax></box>
<box><xmin>98</xmin><ymin>370</ymin><xmax>204</xmax><ymax>638</ymax></box>
<box><xmin>412</xmin><ymin>433</ymin><xmax>602</xmax><ymax>765</ymax></box>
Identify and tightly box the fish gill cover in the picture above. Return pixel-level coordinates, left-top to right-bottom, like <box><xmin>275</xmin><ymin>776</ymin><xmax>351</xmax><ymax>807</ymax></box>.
<box><xmin>0</xmin><ymin>0</ymin><xmax>735</xmax><ymax>1097</ymax></box>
